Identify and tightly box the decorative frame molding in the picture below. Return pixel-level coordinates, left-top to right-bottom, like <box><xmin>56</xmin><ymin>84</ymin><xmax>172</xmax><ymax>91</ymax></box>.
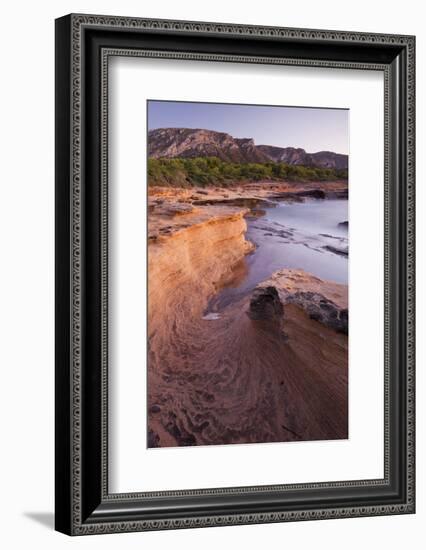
<box><xmin>55</xmin><ymin>14</ymin><xmax>415</xmax><ymax>535</ymax></box>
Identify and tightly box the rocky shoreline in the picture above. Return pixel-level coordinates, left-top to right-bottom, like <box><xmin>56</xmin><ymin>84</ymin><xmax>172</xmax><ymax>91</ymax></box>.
<box><xmin>250</xmin><ymin>269</ymin><xmax>348</xmax><ymax>334</ymax></box>
<box><xmin>147</xmin><ymin>181</ymin><xmax>348</xmax><ymax>448</ymax></box>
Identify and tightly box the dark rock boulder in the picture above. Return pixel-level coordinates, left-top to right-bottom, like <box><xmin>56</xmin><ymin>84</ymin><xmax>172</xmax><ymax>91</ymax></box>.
<box><xmin>297</xmin><ymin>189</ymin><xmax>326</xmax><ymax>199</ymax></box>
<box><xmin>286</xmin><ymin>291</ymin><xmax>348</xmax><ymax>334</ymax></box>
<box><xmin>248</xmin><ymin>286</ymin><xmax>284</xmax><ymax>321</ymax></box>
<box><xmin>271</xmin><ymin>189</ymin><xmax>326</xmax><ymax>201</ymax></box>
<box><xmin>247</xmin><ymin>275</ymin><xmax>348</xmax><ymax>335</ymax></box>
<box><xmin>323</xmin><ymin>244</ymin><xmax>348</xmax><ymax>257</ymax></box>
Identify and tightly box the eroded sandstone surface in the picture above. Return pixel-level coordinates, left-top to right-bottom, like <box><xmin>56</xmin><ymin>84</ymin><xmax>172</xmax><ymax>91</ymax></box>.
<box><xmin>147</xmin><ymin>186</ymin><xmax>348</xmax><ymax>448</ymax></box>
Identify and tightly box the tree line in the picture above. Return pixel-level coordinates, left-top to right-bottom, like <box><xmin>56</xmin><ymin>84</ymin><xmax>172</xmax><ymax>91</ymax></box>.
<box><xmin>148</xmin><ymin>157</ymin><xmax>348</xmax><ymax>187</ymax></box>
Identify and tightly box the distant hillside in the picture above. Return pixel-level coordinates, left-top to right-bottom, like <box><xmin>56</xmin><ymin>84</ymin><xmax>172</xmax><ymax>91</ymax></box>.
<box><xmin>148</xmin><ymin>128</ymin><xmax>348</xmax><ymax>170</ymax></box>
<box><xmin>257</xmin><ymin>145</ymin><xmax>348</xmax><ymax>170</ymax></box>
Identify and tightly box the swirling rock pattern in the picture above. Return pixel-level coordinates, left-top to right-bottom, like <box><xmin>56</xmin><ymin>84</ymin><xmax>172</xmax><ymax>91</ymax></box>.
<box><xmin>147</xmin><ymin>201</ymin><xmax>348</xmax><ymax>448</ymax></box>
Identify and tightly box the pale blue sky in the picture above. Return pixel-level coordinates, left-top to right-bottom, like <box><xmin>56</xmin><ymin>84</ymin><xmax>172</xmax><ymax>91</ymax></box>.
<box><xmin>148</xmin><ymin>100</ymin><xmax>349</xmax><ymax>155</ymax></box>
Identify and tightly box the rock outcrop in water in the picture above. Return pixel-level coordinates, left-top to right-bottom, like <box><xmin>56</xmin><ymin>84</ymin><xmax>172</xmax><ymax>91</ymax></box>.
<box><xmin>253</xmin><ymin>269</ymin><xmax>348</xmax><ymax>334</ymax></box>
<box><xmin>248</xmin><ymin>286</ymin><xmax>284</xmax><ymax>321</ymax></box>
<box><xmin>323</xmin><ymin>244</ymin><xmax>349</xmax><ymax>257</ymax></box>
<box><xmin>148</xmin><ymin>127</ymin><xmax>348</xmax><ymax>169</ymax></box>
<box><xmin>286</xmin><ymin>292</ymin><xmax>348</xmax><ymax>334</ymax></box>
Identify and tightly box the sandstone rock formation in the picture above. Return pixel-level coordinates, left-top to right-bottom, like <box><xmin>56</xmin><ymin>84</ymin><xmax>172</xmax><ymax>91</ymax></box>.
<box><xmin>253</xmin><ymin>268</ymin><xmax>348</xmax><ymax>334</ymax></box>
<box><xmin>147</xmin><ymin>190</ymin><xmax>349</xmax><ymax>449</ymax></box>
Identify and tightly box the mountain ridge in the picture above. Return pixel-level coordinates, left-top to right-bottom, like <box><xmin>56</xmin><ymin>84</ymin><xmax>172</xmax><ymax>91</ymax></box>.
<box><xmin>148</xmin><ymin>127</ymin><xmax>348</xmax><ymax>170</ymax></box>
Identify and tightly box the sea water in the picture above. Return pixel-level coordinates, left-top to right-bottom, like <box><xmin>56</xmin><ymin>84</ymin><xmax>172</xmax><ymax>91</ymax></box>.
<box><xmin>206</xmin><ymin>199</ymin><xmax>348</xmax><ymax>314</ymax></box>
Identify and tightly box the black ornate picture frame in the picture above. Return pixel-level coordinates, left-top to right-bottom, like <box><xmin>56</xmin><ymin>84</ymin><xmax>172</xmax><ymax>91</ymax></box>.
<box><xmin>55</xmin><ymin>14</ymin><xmax>415</xmax><ymax>535</ymax></box>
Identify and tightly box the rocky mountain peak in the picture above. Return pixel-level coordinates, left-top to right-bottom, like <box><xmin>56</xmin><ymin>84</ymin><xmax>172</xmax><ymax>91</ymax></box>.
<box><xmin>148</xmin><ymin>127</ymin><xmax>348</xmax><ymax>169</ymax></box>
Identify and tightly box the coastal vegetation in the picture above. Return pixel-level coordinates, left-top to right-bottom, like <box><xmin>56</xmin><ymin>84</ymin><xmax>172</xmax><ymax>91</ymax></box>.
<box><xmin>147</xmin><ymin>157</ymin><xmax>348</xmax><ymax>188</ymax></box>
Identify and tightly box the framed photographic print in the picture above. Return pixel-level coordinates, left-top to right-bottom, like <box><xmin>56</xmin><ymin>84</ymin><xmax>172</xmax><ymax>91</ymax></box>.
<box><xmin>55</xmin><ymin>14</ymin><xmax>415</xmax><ymax>535</ymax></box>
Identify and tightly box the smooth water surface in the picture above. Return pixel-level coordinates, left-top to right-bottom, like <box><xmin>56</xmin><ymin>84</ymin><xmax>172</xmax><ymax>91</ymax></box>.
<box><xmin>207</xmin><ymin>199</ymin><xmax>348</xmax><ymax>313</ymax></box>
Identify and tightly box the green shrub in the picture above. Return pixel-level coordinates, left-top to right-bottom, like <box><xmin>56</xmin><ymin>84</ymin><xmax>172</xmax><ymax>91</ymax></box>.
<box><xmin>147</xmin><ymin>157</ymin><xmax>347</xmax><ymax>187</ymax></box>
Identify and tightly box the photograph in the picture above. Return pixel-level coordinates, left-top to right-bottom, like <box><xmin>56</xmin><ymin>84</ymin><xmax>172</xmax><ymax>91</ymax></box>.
<box><xmin>147</xmin><ymin>100</ymin><xmax>349</xmax><ymax>448</ymax></box>
<box><xmin>51</xmin><ymin>9</ymin><xmax>415</xmax><ymax>538</ymax></box>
